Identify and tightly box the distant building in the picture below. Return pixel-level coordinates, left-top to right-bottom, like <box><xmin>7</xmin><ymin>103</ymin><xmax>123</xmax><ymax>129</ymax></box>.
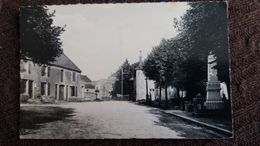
<box><xmin>20</xmin><ymin>53</ymin><xmax>83</xmax><ymax>101</ymax></box>
<box><xmin>80</xmin><ymin>75</ymin><xmax>96</xmax><ymax>99</ymax></box>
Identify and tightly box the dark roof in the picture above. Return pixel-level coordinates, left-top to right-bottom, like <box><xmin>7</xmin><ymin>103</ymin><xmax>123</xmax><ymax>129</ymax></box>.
<box><xmin>81</xmin><ymin>75</ymin><xmax>92</xmax><ymax>82</ymax></box>
<box><xmin>85</xmin><ymin>84</ymin><xmax>95</xmax><ymax>89</ymax></box>
<box><xmin>50</xmin><ymin>53</ymin><xmax>81</xmax><ymax>72</ymax></box>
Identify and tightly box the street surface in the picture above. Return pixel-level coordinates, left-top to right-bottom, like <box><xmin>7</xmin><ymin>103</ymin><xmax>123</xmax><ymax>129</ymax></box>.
<box><xmin>20</xmin><ymin>101</ymin><xmax>226</xmax><ymax>139</ymax></box>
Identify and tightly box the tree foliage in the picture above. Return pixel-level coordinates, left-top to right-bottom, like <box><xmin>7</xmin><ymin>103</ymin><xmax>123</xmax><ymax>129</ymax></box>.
<box><xmin>143</xmin><ymin>46</ymin><xmax>163</xmax><ymax>84</ymax></box>
<box><xmin>111</xmin><ymin>59</ymin><xmax>136</xmax><ymax>99</ymax></box>
<box><xmin>174</xmin><ymin>2</ymin><xmax>229</xmax><ymax>98</ymax></box>
<box><xmin>174</xmin><ymin>2</ymin><xmax>229</xmax><ymax>84</ymax></box>
<box><xmin>143</xmin><ymin>38</ymin><xmax>185</xmax><ymax>107</ymax></box>
<box><xmin>20</xmin><ymin>6</ymin><xmax>65</xmax><ymax>64</ymax></box>
<box><xmin>143</xmin><ymin>2</ymin><xmax>230</xmax><ymax>101</ymax></box>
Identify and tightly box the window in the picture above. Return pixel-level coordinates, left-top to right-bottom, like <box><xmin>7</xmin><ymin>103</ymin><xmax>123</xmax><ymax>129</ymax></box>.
<box><xmin>70</xmin><ymin>72</ymin><xmax>72</xmax><ymax>81</ymax></box>
<box><xmin>28</xmin><ymin>63</ymin><xmax>31</xmax><ymax>74</ymax></box>
<box><xmin>47</xmin><ymin>67</ymin><xmax>51</xmax><ymax>77</ymax></box>
<box><xmin>72</xmin><ymin>72</ymin><xmax>76</xmax><ymax>82</ymax></box>
<box><xmin>41</xmin><ymin>65</ymin><xmax>46</xmax><ymax>76</ymax></box>
<box><xmin>70</xmin><ymin>86</ymin><xmax>77</xmax><ymax>96</ymax></box>
<box><xmin>47</xmin><ymin>83</ymin><xmax>51</xmax><ymax>96</ymax></box>
<box><xmin>41</xmin><ymin>82</ymin><xmax>47</xmax><ymax>95</ymax></box>
<box><xmin>61</xmin><ymin>70</ymin><xmax>64</xmax><ymax>82</ymax></box>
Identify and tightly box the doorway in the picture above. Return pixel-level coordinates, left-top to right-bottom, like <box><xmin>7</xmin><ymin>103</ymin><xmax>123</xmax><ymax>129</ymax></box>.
<box><xmin>28</xmin><ymin>80</ymin><xmax>33</xmax><ymax>98</ymax></box>
<box><xmin>59</xmin><ymin>85</ymin><xmax>65</xmax><ymax>100</ymax></box>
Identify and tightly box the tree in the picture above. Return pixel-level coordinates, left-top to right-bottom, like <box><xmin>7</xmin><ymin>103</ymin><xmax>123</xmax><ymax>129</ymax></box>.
<box><xmin>159</xmin><ymin>38</ymin><xmax>188</xmax><ymax>108</ymax></box>
<box><xmin>111</xmin><ymin>59</ymin><xmax>136</xmax><ymax>100</ymax></box>
<box><xmin>143</xmin><ymin>38</ymin><xmax>185</xmax><ymax>108</ymax></box>
<box><xmin>143</xmin><ymin>2</ymin><xmax>229</xmax><ymax>108</ymax></box>
<box><xmin>143</xmin><ymin>45</ymin><xmax>163</xmax><ymax>106</ymax></box>
<box><xmin>173</xmin><ymin>2</ymin><xmax>230</xmax><ymax>98</ymax></box>
<box><xmin>20</xmin><ymin>6</ymin><xmax>65</xmax><ymax>64</ymax></box>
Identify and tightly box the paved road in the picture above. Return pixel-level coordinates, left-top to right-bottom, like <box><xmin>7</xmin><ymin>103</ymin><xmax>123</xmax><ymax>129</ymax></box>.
<box><xmin>20</xmin><ymin>101</ymin><xmax>226</xmax><ymax>139</ymax></box>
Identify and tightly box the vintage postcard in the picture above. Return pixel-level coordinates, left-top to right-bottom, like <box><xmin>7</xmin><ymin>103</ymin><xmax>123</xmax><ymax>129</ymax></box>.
<box><xmin>19</xmin><ymin>2</ymin><xmax>233</xmax><ymax>139</ymax></box>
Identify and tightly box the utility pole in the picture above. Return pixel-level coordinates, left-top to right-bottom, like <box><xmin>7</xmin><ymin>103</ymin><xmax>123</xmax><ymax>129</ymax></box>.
<box><xmin>121</xmin><ymin>68</ymin><xmax>123</xmax><ymax>100</ymax></box>
<box><xmin>145</xmin><ymin>77</ymin><xmax>148</xmax><ymax>103</ymax></box>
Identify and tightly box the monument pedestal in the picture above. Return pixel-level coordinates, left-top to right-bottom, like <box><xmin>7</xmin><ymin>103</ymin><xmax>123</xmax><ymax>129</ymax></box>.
<box><xmin>204</xmin><ymin>53</ymin><xmax>225</xmax><ymax>111</ymax></box>
<box><xmin>204</xmin><ymin>81</ymin><xmax>225</xmax><ymax>110</ymax></box>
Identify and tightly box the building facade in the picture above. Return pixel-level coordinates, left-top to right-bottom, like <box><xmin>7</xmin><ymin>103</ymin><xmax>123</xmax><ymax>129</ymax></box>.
<box><xmin>20</xmin><ymin>53</ymin><xmax>83</xmax><ymax>101</ymax></box>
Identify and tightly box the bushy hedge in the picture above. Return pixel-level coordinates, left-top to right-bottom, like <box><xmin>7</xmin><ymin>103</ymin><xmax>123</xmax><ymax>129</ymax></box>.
<box><xmin>69</xmin><ymin>97</ymin><xmax>86</xmax><ymax>102</ymax></box>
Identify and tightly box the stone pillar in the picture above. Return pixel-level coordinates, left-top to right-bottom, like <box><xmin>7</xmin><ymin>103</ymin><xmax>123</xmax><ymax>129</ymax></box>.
<box><xmin>68</xmin><ymin>86</ymin><xmax>70</xmax><ymax>100</ymax></box>
<box><xmin>66</xmin><ymin>85</ymin><xmax>68</xmax><ymax>101</ymax></box>
<box><xmin>45</xmin><ymin>83</ymin><xmax>48</xmax><ymax>96</ymax></box>
<box><xmin>204</xmin><ymin>53</ymin><xmax>225</xmax><ymax>110</ymax></box>
<box><xmin>82</xmin><ymin>86</ymin><xmax>84</xmax><ymax>98</ymax></box>
<box><xmin>64</xmin><ymin>85</ymin><xmax>67</xmax><ymax>100</ymax></box>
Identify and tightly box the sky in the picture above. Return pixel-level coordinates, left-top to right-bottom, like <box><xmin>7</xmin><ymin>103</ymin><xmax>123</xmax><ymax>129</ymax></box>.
<box><xmin>48</xmin><ymin>2</ymin><xmax>190</xmax><ymax>81</ymax></box>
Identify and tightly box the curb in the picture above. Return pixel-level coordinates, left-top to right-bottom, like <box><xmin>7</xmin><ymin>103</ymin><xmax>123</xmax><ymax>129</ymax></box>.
<box><xmin>163</xmin><ymin>111</ymin><xmax>233</xmax><ymax>136</ymax></box>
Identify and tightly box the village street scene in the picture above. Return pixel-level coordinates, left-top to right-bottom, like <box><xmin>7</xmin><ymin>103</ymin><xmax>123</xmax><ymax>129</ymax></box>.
<box><xmin>20</xmin><ymin>2</ymin><xmax>233</xmax><ymax>139</ymax></box>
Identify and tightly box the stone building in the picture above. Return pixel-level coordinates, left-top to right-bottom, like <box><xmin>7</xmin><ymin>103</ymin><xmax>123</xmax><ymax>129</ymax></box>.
<box><xmin>20</xmin><ymin>53</ymin><xmax>83</xmax><ymax>101</ymax></box>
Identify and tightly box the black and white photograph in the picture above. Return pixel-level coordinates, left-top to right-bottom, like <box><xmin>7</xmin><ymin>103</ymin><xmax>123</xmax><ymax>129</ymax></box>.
<box><xmin>19</xmin><ymin>2</ymin><xmax>233</xmax><ymax>139</ymax></box>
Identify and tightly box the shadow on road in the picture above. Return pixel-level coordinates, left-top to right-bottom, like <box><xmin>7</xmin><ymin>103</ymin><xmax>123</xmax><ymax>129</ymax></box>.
<box><xmin>20</xmin><ymin>106</ymin><xmax>75</xmax><ymax>135</ymax></box>
<box><xmin>149</xmin><ymin>108</ymin><xmax>225</xmax><ymax>138</ymax></box>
